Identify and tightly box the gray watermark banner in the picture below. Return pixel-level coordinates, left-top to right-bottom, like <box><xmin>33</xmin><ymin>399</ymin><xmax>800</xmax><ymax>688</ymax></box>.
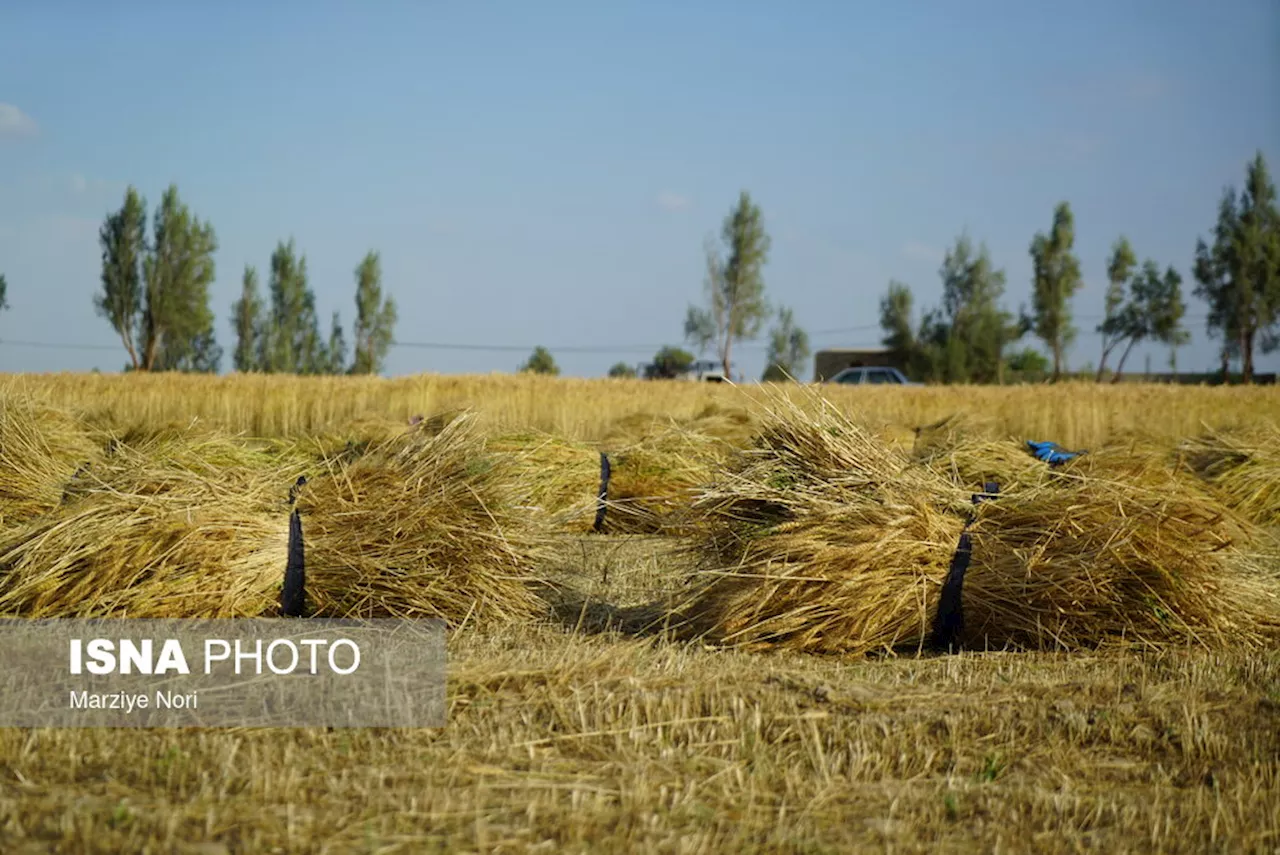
<box><xmin>0</xmin><ymin>619</ymin><xmax>446</xmax><ymax>728</ymax></box>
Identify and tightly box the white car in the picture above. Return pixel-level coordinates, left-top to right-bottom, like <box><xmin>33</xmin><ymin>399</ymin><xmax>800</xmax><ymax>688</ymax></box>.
<box><xmin>827</xmin><ymin>366</ymin><xmax>920</xmax><ymax>386</ymax></box>
<box><xmin>684</xmin><ymin>360</ymin><xmax>728</xmax><ymax>382</ymax></box>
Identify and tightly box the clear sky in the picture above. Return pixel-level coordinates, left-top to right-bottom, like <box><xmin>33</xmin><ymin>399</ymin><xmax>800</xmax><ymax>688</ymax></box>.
<box><xmin>1</xmin><ymin>0</ymin><xmax>1278</xmax><ymax>379</ymax></box>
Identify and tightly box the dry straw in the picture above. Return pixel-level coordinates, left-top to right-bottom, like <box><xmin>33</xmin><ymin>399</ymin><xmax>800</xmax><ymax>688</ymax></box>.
<box><xmin>0</xmin><ymin>395</ymin><xmax>102</xmax><ymax>529</ymax></box>
<box><xmin>670</xmin><ymin>394</ymin><xmax>971</xmax><ymax>654</ymax></box>
<box><xmin>1176</xmin><ymin>423</ymin><xmax>1280</xmax><ymax>527</ymax></box>
<box><xmin>582</xmin><ymin>402</ymin><xmax>752</xmax><ymax>535</ymax></box>
<box><xmin>671</xmin><ymin>391</ymin><xmax>1280</xmax><ymax>655</ymax></box>
<box><xmin>600</xmin><ymin>428</ymin><xmax>732</xmax><ymax>536</ymax></box>
<box><xmin>483</xmin><ymin>423</ymin><xmax>733</xmax><ymax>536</ymax></box>
<box><xmin>0</xmin><ymin>424</ymin><xmax>301</xmax><ymax>618</ymax></box>
<box><xmin>300</xmin><ymin>415</ymin><xmax>424</xmax><ymax>466</ymax></box>
<box><xmin>600</xmin><ymin>400</ymin><xmax>757</xmax><ymax>449</ymax></box>
<box><xmin>294</xmin><ymin>411</ymin><xmax>551</xmax><ymax>627</ymax></box>
<box><xmin>913</xmin><ymin>416</ymin><xmax>1232</xmax><ymax>508</ymax></box>
<box><xmin>912</xmin><ymin>412</ymin><xmax>1048</xmax><ymax>494</ymax></box>
<box><xmin>961</xmin><ymin>475</ymin><xmax>1280</xmax><ymax>651</ymax></box>
<box><xmin>486</xmin><ymin>431</ymin><xmax>601</xmax><ymax>532</ymax></box>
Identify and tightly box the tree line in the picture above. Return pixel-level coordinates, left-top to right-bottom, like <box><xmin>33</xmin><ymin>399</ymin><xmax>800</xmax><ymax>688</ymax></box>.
<box><xmin>93</xmin><ymin>184</ymin><xmax>398</xmax><ymax>375</ymax></box>
<box><xmin>880</xmin><ymin>152</ymin><xmax>1279</xmax><ymax>384</ymax></box>
<box><xmin>580</xmin><ymin>150</ymin><xmax>1275</xmax><ymax>385</ymax></box>
<box><xmin>6</xmin><ymin>153</ymin><xmax>1276</xmax><ymax>383</ymax></box>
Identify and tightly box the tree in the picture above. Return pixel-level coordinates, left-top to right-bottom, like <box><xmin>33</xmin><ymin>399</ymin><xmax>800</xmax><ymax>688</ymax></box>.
<box><xmin>1109</xmin><ymin>260</ymin><xmax>1189</xmax><ymax>382</ymax></box>
<box><xmin>520</xmin><ymin>346</ymin><xmax>559</xmax><ymax>375</ymax></box>
<box><xmin>684</xmin><ymin>191</ymin><xmax>771</xmax><ymax>379</ymax></box>
<box><xmin>1006</xmin><ymin>347</ymin><xmax>1050</xmax><ymax>381</ymax></box>
<box><xmin>141</xmin><ymin>185</ymin><xmax>219</xmax><ymax>372</ymax></box>
<box><xmin>325</xmin><ymin>311</ymin><xmax>348</xmax><ymax>374</ymax></box>
<box><xmin>180</xmin><ymin>331</ymin><xmax>223</xmax><ymax>374</ymax></box>
<box><xmin>762</xmin><ymin>306</ymin><xmax>811</xmax><ymax>381</ymax></box>
<box><xmin>231</xmin><ymin>265</ymin><xmax>263</xmax><ymax>373</ymax></box>
<box><xmin>350</xmin><ymin>250</ymin><xmax>398</xmax><ymax>375</ymax></box>
<box><xmin>608</xmin><ymin>362</ymin><xmax>637</xmax><ymax>379</ymax></box>
<box><xmin>892</xmin><ymin>234</ymin><xmax>1024</xmax><ymax>385</ymax></box>
<box><xmin>683</xmin><ymin>241</ymin><xmax>719</xmax><ymax>356</ymax></box>
<box><xmin>260</xmin><ymin>239</ymin><xmax>324</xmax><ymax>374</ymax></box>
<box><xmin>877</xmin><ymin>236</ymin><xmax>1026</xmax><ymax>386</ymax></box>
<box><xmin>1029</xmin><ymin>202</ymin><xmax>1084</xmax><ymax>381</ymax></box>
<box><xmin>1147</xmin><ymin>265</ymin><xmax>1191</xmax><ymax>372</ymax></box>
<box><xmin>95</xmin><ymin>186</ymin><xmax>148</xmax><ymax>370</ymax></box>
<box><xmin>935</xmin><ymin>233</ymin><xmax>1022</xmax><ymax>384</ymax></box>
<box><xmin>879</xmin><ymin>280</ymin><xmax>917</xmax><ymax>370</ymax></box>
<box><xmin>1193</xmin><ymin>152</ymin><xmax>1280</xmax><ymax>383</ymax></box>
<box><xmin>1096</xmin><ymin>236</ymin><xmax>1138</xmax><ymax>381</ymax></box>
<box><xmin>95</xmin><ymin>184</ymin><xmax>220</xmax><ymax>373</ymax></box>
<box><xmin>0</xmin><ymin>273</ymin><xmax>8</xmax><ymax>313</ymax></box>
<box><xmin>1195</xmin><ymin>190</ymin><xmax>1241</xmax><ymax>382</ymax></box>
<box><xmin>645</xmin><ymin>346</ymin><xmax>694</xmax><ymax>379</ymax></box>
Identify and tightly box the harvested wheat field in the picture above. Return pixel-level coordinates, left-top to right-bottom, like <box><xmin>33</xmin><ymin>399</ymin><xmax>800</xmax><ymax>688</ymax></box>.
<box><xmin>0</xmin><ymin>376</ymin><xmax>1279</xmax><ymax>854</ymax></box>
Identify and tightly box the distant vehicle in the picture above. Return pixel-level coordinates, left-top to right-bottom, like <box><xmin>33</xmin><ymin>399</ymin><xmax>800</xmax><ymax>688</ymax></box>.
<box><xmin>640</xmin><ymin>358</ymin><xmax>727</xmax><ymax>382</ymax></box>
<box><xmin>685</xmin><ymin>360</ymin><xmax>727</xmax><ymax>382</ymax></box>
<box><xmin>827</xmin><ymin>366</ymin><xmax>920</xmax><ymax>386</ymax></box>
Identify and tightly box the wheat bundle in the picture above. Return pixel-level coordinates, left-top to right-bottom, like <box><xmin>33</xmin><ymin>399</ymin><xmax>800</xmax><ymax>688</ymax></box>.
<box><xmin>682</xmin><ymin>401</ymin><xmax>758</xmax><ymax>446</ymax></box>
<box><xmin>671</xmin><ymin>398</ymin><xmax>1280</xmax><ymax>655</ymax></box>
<box><xmin>601</xmin><ymin>401</ymin><xmax>757</xmax><ymax>450</ymax></box>
<box><xmin>918</xmin><ymin>436</ymin><xmax>1046</xmax><ymax>494</ymax></box>
<box><xmin>910</xmin><ymin>411</ymin><xmax>1079</xmax><ymax>494</ymax></box>
<box><xmin>718</xmin><ymin>398</ymin><xmax>965</xmax><ymax>507</ymax></box>
<box><xmin>669</xmin><ymin>399</ymin><xmax>973</xmax><ymax>653</ymax></box>
<box><xmin>487</xmin><ymin>431</ymin><xmax>601</xmax><ymax>532</ymax></box>
<box><xmin>601</xmin><ymin>428</ymin><xmax>733</xmax><ymax>536</ymax></box>
<box><xmin>961</xmin><ymin>477</ymin><xmax>1280</xmax><ymax>650</ymax></box>
<box><xmin>300</xmin><ymin>416</ymin><xmax>421</xmax><ymax>465</ymax></box>
<box><xmin>293</xmin><ymin>412</ymin><xmax>550</xmax><ymax>626</ymax></box>
<box><xmin>1176</xmin><ymin>425</ymin><xmax>1280</xmax><ymax>527</ymax></box>
<box><xmin>90</xmin><ymin>421</ymin><xmax>311</xmax><ymax>494</ymax></box>
<box><xmin>0</xmin><ymin>427</ymin><xmax>295</xmax><ymax>618</ymax></box>
<box><xmin>1055</xmin><ymin>435</ymin><xmax>1224</xmax><ymax>501</ymax></box>
<box><xmin>673</xmin><ymin>494</ymin><xmax>966</xmax><ymax>654</ymax></box>
<box><xmin>870</xmin><ymin>422</ymin><xmax>920</xmax><ymax>455</ymax></box>
<box><xmin>911</xmin><ymin>412</ymin><xmax>1004</xmax><ymax>453</ymax></box>
<box><xmin>0</xmin><ymin>395</ymin><xmax>102</xmax><ymax>528</ymax></box>
<box><xmin>917</xmin><ymin>423</ymin><xmax>1219</xmax><ymax>504</ymax></box>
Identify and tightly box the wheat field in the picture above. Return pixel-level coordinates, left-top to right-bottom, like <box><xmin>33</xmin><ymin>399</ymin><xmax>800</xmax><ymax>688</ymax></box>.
<box><xmin>0</xmin><ymin>373</ymin><xmax>1278</xmax><ymax>855</ymax></box>
<box><xmin>6</xmin><ymin>371</ymin><xmax>1278</xmax><ymax>447</ymax></box>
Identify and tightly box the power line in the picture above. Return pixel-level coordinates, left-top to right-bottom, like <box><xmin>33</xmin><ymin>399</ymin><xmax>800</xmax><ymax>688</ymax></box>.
<box><xmin>0</xmin><ymin>336</ymin><xmax>765</xmax><ymax>357</ymax></box>
<box><xmin>808</xmin><ymin>323</ymin><xmax>881</xmax><ymax>335</ymax></box>
<box><xmin>389</xmin><ymin>339</ymin><xmax>798</xmax><ymax>354</ymax></box>
<box><xmin>390</xmin><ymin>340</ymin><xmax>663</xmax><ymax>355</ymax></box>
<box><xmin>0</xmin><ymin>312</ymin><xmax>1227</xmax><ymax>358</ymax></box>
<box><xmin>0</xmin><ymin>338</ymin><xmax>122</xmax><ymax>352</ymax></box>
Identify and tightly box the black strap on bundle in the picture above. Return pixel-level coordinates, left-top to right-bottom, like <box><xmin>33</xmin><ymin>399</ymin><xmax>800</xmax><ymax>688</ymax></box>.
<box><xmin>288</xmin><ymin>475</ymin><xmax>308</xmax><ymax>505</ymax></box>
<box><xmin>929</xmin><ymin>480</ymin><xmax>999</xmax><ymax>653</ymax></box>
<box><xmin>592</xmin><ymin>452</ymin><xmax>612</xmax><ymax>533</ymax></box>
<box><xmin>281</xmin><ymin>476</ymin><xmax>308</xmax><ymax>618</ymax></box>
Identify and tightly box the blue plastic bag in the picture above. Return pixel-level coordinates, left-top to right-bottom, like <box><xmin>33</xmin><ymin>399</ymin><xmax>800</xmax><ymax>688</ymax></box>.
<box><xmin>1026</xmin><ymin>440</ymin><xmax>1085</xmax><ymax>467</ymax></box>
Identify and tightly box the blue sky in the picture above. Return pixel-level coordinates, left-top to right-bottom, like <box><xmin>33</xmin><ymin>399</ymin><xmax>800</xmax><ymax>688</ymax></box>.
<box><xmin>1</xmin><ymin>0</ymin><xmax>1277</xmax><ymax>379</ymax></box>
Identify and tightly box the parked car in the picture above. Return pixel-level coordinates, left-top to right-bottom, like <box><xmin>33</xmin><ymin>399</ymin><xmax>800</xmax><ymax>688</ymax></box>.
<box><xmin>639</xmin><ymin>357</ymin><xmax>727</xmax><ymax>381</ymax></box>
<box><xmin>685</xmin><ymin>360</ymin><xmax>728</xmax><ymax>382</ymax></box>
<box><xmin>826</xmin><ymin>366</ymin><xmax>920</xmax><ymax>386</ymax></box>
